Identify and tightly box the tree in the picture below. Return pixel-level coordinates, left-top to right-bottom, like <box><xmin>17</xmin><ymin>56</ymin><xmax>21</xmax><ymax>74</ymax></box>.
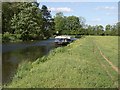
<box><xmin>54</xmin><ymin>12</ymin><xmax>66</xmax><ymax>35</ymax></box>
<box><xmin>87</xmin><ymin>25</ymin><xmax>92</xmax><ymax>35</ymax></box>
<box><xmin>96</xmin><ymin>25</ymin><xmax>104</xmax><ymax>35</ymax></box>
<box><xmin>2</xmin><ymin>2</ymin><xmax>25</xmax><ymax>34</ymax></box>
<box><xmin>79</xmin><ymin>16</ymin><xmax>86</xmax><ymax>28</ymax></box>
<box><xmin>54</xmin><ymin>14</ymin><xmax>86</xmax><ymax>35</ymax></box>
<box><xmin>105</xmin><ymin>24</ymin><xmax>112</xmax><ymax>35</ymax></box>
<box><xmin>41</xmin><ymin>5</ymin><xmax>54</xmax><ymax>38</ymax></box>
<box><xmin>11</xmin><ymin>2</ymin><xmax>43</xmax><ymax>41</ymax></box>
<box><xmin>111</xmin><ymin>24</ymin><xmax>118</xmax><ymax>36</ymax></box>
<box><xmin>85</xmin><ymin>25</ymin><xmax>96</xmax><ymax>35</ymax></box>
<box><xmin>66</xmin><ymin>16</ymin><xmax>80</xmax><ymax>35</ymax></box>
<box><xmin>2</xmin><ymin>2</ymin><xmax>54</xmax><ymax>42</ymax></box>
<box><xmin>2</xmin><ymin>2</ymin><xmax>14</xmax><ymax>33</ymax></box>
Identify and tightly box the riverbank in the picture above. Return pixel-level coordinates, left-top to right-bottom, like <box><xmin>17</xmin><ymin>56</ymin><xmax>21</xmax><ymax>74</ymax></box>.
<box><xmin>2</xmin><ymin>33</ymin><xmax>80</xmax><ymax>43</ymax></box>
<box><xmin>2</xmin><ymin>33</ymin><xmax>52</xmax><ymax>43</ymax></box>
<box><xmin>5</xmin><ymin>36</ymin><xmax>118</xmax><ymax>88</ymax></box>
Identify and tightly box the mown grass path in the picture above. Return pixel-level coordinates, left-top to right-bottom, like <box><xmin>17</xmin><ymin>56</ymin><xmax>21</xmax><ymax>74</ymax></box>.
<box><xmin>6</xmin><ymin>36</ymin><xmax>118</xmax><ymax>88</ymax></box>
<box><xmin>91</xmin><ymin>37</ymin><xmax>118</xmax><ymax>87</ymax></box>
<box><xmin>92</xmin><ymin>37</ymin><xmax>119</xmax><ymax>74</ymax></box>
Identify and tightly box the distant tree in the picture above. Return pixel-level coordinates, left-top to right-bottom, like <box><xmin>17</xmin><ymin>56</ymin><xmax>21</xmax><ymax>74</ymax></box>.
<box><xmin>78</xmin><ymin>17</ymin><xmax>86</xmax><ymax>35</ymax></box>
<box><xmin>66</xmin><ymin>16</ymin><xmax>80</xmax><ymax>35</ymax></box>
<box><xmin>87</xmin><ymin>25</ymin><xmax>92</xmax><ymax>35</ymax></box>
<box><xmin>54</xmin><ymin>12</ymin><xmax>66</xmax><ymax>35</ymax></box>
<box><xmin>96</xmin><ymin>25</ymin><xmax>104</xmax><ymax>35</ymax></box>
<box><xmin>111</xmin><ymin>24</ymin><xmax>118</xmax><ymax>36</ymax></box>
<box><xmin>86</xmin><ymin>25</ymin><xmax>96</xmax><ymax>35</ymax></box>
<box><xmin>79</xmin><ymin>16</ymin><xmax>86</xmax><ymax>28</ymax></box>
<box><xmin>105</xmin><ymin>24</ymin><xmax>112</xmax><ymax>35</ymax></box>
<box><xmin>55</xmin><ymin>12</ymin><xmax>64</xmax><ymax>17</ymax></box>
<box><xmin>54</xmin><ymin>13</ymin><xmax>86</xmax><ymax>35</ymax></box>
<box><xmin>41</xmin><ymin>5</ymin><xmax>54</xmax><ymax>38</ymax></box>
<box><xmin>79</xmin><ymin>28</ymin><xmax>86</xmax><ymax>35</ymax></box>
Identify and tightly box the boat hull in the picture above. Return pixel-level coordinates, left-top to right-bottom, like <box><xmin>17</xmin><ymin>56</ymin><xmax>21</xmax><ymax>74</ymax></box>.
<box><xmin>54</xmin><ymin>42</ymin><xmax>70</xmax><ymax>45</ymax></box>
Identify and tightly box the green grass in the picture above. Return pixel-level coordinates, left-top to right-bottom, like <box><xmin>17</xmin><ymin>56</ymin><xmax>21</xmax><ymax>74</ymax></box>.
<box><xmin>93</xmin><ymin>36</ymin><xmax>118</xmax><ymax>67</ymax></box>
<box><xmin>5</xmin><ymin>36</ymin><xmax>118</xmax><ymax>88</ymax></box>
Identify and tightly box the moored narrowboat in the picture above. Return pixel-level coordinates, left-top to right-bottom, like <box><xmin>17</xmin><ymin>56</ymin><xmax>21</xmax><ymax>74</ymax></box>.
<box><xmin>54</xmin><ymin>35</ymin><xmax>72</xmax><ymax>45</ymax></box>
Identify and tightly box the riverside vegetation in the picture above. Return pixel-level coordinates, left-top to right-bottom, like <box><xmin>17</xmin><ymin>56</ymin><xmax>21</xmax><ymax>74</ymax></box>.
<box><xmin>2</xmin><ymin>2</ymin><xmax>119</xmax><ymax>42</ymax></box>
<box><xmin>5</xmin><ymin>36</ymin><xmax>118</xmax><ymax>88</ymax></box>
<box><xmin>2</xmin><ymin>2</ymin><xmax>119</xmax><ymax>88</ymax></box>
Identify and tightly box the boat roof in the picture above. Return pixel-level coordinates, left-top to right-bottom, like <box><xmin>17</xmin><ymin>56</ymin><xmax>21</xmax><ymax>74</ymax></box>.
<box><xmin>55</xmin><ymin>35</ymin><xmax>71</xmax><ymax>39</ymax></box>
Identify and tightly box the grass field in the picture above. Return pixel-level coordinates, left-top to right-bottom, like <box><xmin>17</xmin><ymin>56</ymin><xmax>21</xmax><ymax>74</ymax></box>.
<box><xmin>5</xmin><ymin>36</ymin><xmax>118</xmax><ymax>88</ymax></box>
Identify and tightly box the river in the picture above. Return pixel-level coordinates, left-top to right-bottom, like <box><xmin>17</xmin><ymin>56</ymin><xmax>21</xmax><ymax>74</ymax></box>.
<box><xmin>2</xmin><ymin>38</ymin><xmax>56</xmax><ymax>84</ymax></box>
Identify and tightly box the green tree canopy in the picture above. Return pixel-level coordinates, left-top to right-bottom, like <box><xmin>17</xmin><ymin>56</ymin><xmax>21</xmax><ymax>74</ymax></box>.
<box><xmin>10</xmin><ymin>2</ymin><xmax>43</xmax><ymax>41</ymax></box>
<box><xmin>41</xmin><ymin>5</ymin><xmax>54</xmax><ymax>38</ymax></box>
<box><xmin>54</xmin><ymin>12</ymin><xmax>66</xmax><ymax>35</ymax></box>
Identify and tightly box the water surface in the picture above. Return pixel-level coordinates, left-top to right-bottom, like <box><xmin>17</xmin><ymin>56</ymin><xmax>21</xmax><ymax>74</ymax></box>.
<box><xmin>2</xmin><ymin>39</ymin><xmax>55</xmax><ymax>84</ymax></box>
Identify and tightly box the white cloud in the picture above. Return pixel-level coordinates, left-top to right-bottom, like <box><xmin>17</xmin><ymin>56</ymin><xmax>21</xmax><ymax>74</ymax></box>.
<box><xmin>95</xmin><ymin>6</ymin><xmax>117</xmax><ymax>10</ymax></box>
<box><xmin>48</xmin><ymin>7</ymin><xmax>73</xmax><ymax>12</ymax></box>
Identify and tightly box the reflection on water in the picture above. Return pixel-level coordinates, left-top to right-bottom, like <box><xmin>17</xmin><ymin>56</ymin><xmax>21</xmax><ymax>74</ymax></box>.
<box><xmin>2</xmin><ymin>39</ymin><xmax>55</xmax><ymax>84</ymax></box>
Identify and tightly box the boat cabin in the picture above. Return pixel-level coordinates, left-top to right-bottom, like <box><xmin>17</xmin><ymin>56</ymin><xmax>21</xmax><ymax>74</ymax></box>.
<box><xmin>54</xmin><ymin>35</ymin><xmax>72</xmax><ymax>45</ymax></box>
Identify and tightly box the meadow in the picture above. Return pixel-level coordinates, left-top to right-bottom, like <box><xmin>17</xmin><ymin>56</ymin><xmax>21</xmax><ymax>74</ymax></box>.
<box><xmin>5</xmin><ymin>36</ymin><xmax>118</xmax><ymax>88</ymax></box>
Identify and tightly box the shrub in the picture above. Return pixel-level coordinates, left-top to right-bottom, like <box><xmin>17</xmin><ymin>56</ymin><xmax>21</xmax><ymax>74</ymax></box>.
<box><xmin>2</xmin><ymin>32</ymin><xmax>11</xmax><ymax>42</ymax></box>
<box><xmin>2</xmin><ymin>32</ymin><xmax>21</xmax><ymax>42</ymax></box>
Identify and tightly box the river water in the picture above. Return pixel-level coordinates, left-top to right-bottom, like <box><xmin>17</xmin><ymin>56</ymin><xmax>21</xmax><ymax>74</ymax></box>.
<box><xmin>2</xmin><ymin>39</ymin><xmax>56</xmax><ymax>84</ymax></box>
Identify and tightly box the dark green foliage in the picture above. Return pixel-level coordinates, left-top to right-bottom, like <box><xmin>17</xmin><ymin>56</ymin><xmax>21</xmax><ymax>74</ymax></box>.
<box><xmin>2</xmin><ymin>2</ymin><xmax>23</xmax><ymax>34</ymax></box>
<box><xmin>96</xmin><ymin>25</ymin><xmax>104</xmax><ymax>35</ymax></box>
<box><xmin>2</xmin><ymin>2</ymin><xmax>14</xmax><ymax>33</ymax></box>
<box><xmin>10</xmin><ymin>2</ymin><xmax>44</xmax><ymax>41</ymax></box>
<box><xmin>54</xmin><ymin>12</ymin><xmax>83</xmax><ymax>35</ymax></box>
<box><xmin>54</xmin><ymin>12</ymin><xmax>118</xmax><ymax>36</ymax></box>
<box><xmin>41</xmin><ymin>5</ymin><xmax>55</xmax><ymax>39</ymax></box>
<box><xmin>2</xmin><ymin>2</ymin><xmax>54</xmax><ymax>41</ymax></box>
<box><xmin>2</xmin><ymin>32</ymin><xmax>11</xmax><ymax>42</ymax></box>
<box><xmin>105</xmin><ymin>24</ymin><xmax>112</xmax><ymax>35</ymax></box>
<box><xmin>54</xmin><ymin>12</ymin><xmax>66</xmax><ymax>35</ymax></box>
<box><xmin>85</xmin><ymin>24</ymin><xmax>118</xmax><ymax>36</ymax></box>
<box><xmin>2</xmin><ymin>32</ymin><xmax>20</xmax><ymax>42</ymax></box>
<box><xmin>66</xmin><ymin>16</ymin><xmax>80</xmax><ymax>35</ymax></box>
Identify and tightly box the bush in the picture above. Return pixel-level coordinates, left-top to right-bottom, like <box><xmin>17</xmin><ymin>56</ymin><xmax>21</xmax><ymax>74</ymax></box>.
<box><xmin>2</xmin><ymin>32</ymin><xmax>21</xmax><ymax>42</ymax></box>
<box><xmin>2</xmin><ymin>32</ymin><xmax>11</xmax><ymax>42</ymax></box>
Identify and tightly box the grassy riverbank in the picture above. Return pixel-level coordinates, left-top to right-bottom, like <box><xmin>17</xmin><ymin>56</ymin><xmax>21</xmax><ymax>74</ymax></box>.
<box><xmin>5</xmin><ymin>36</ymin><xmax>118</xmax><ymax>88</ymax></box>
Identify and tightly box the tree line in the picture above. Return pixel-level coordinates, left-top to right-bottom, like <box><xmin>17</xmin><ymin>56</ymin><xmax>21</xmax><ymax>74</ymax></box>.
<box><xmin>2</xmin><ymin>2</ymin><xmax>119</xmax><ymax>42</ymax></box>
<box><xmin>54</xmin><ymin>12</ymin><xmax>119</xmax><ymax>36</ymax></box>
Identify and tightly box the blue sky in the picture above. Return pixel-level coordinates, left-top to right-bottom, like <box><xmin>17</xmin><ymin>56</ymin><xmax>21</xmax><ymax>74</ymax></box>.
<box><xmin>37</xmin><ymin>1</ymin><xmax>119</xmax><ymax>27</ymax></box>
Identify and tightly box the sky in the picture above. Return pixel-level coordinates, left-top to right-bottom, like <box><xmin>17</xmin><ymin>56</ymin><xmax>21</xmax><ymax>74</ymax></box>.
<box><xmin>37</xmin><ymin>0</ymin><xmax>119</xmax><ymax>27</ymax></box>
